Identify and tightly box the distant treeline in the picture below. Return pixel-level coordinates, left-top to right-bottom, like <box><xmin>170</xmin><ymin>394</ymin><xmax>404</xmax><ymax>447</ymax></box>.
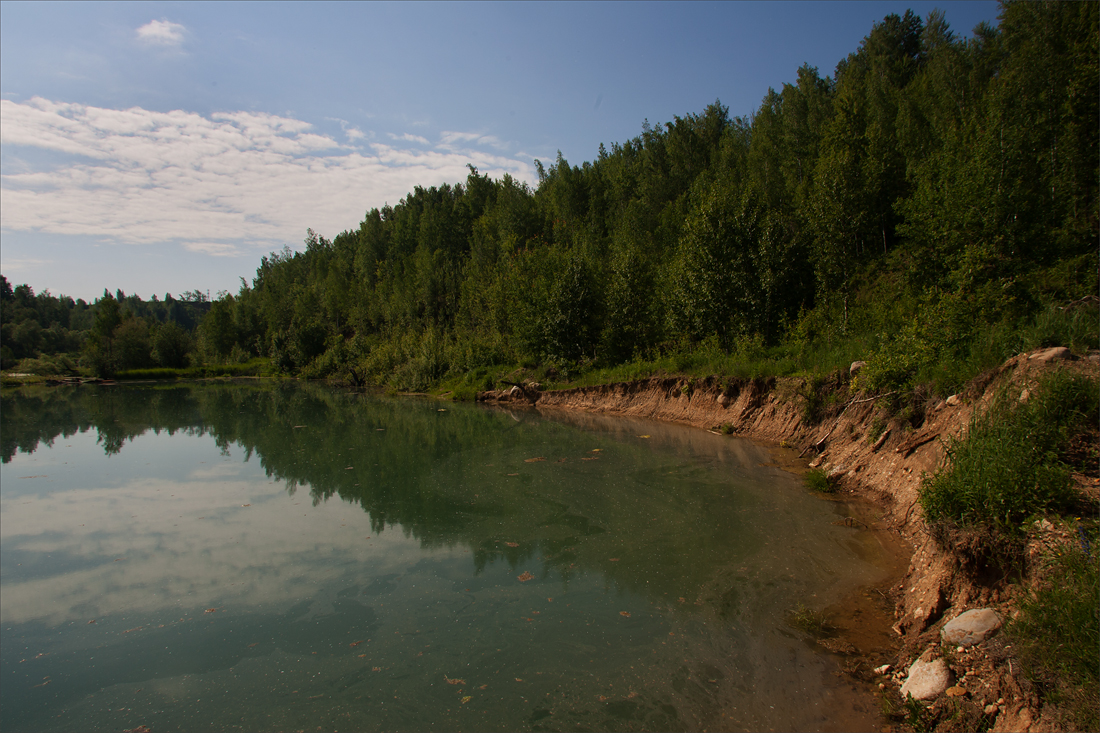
<box><xmin>0</xmin><ymin>281</ymin><xmax>213</xmax><ymax>374</ymax></box>
<box><xmin>3</xmin><ymin>3</ymin><xmax>1097</xmax><ymax>392</ymax></box>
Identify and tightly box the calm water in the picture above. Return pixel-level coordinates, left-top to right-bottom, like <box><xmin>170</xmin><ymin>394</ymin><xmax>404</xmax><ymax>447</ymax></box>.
<box><xmin>1</xmin><ymin>383</ymin><xmax>888</xmax><ymax>732</ymax></box>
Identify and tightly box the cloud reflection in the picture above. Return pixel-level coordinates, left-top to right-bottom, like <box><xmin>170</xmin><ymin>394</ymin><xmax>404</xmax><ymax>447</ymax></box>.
<box><xmin>0</xmin><ymin>438</ymin><xmax>449</xmax><ymax>626</ymax></box>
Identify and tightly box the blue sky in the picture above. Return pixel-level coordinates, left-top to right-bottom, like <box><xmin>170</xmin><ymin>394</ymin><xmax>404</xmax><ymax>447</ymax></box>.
<box><xmin>1</xmin><ymin>1</ymin><xmax>1001</xmax><ymax>302</ymax></box>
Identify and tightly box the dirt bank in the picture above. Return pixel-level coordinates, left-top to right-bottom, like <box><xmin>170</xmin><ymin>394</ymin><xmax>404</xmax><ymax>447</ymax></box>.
<box><xmin>479</xmin><ymin>349</ymin><xmax>1099</xmax><ymax>732</ymax></box>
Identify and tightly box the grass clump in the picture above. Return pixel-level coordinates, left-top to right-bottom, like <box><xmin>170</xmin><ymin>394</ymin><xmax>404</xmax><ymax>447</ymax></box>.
<box><xmin>919</xmin><ymin>370</ymin><xmax>1098</xmax><ymax>530</ymax></box>
<box><xmin>787</xmin><ymin>603</ymin><xmax>833</xmax><ymax>637</ymax></box>
<box><xmin>1009</xmin><ymin>534</ymin><xmax>1099</xmax><ymax>732</ymax></box>
<box><xmin>804</xmin><ymin>468</ymin><xmax>833</xmax><ymax>493</ymax></box>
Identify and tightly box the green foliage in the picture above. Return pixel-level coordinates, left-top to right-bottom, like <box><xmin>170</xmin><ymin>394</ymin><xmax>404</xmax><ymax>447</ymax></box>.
<box><xmin>920</xmin><ymin>370</ymin><xmax>1099</xmax><ymax>530</ymax></box>
<box><xmin>1009</xmin><ymin>533</ymin><xmax>1100</xmax><ymax>732</ymax></box>
<box><xmin>804</xmin><ymin>468</ymin><xmax>833</xmax><ymax>493</ymax></box>
<box><xmin>786</xmin><ymin>602</ymin><xmax>833</xmax><ymax>636</ymax></box>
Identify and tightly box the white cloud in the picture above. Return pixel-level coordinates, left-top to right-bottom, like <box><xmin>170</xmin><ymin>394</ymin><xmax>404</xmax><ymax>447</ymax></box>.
<box><xmin>0</xmin><ymin>98</ymin><xmax>535</xmax><ymax>251</ymax></box>
<box><xmin>182</xmin><ymin>242</ymin><xmax>244</xmax><ymax>257</ymax></box>
<box><xmin>387</xmin><ymin>132</ymin><xmax>430</xmax><ymax>146</ymax></box>
<box><xmin>0</xmin><ymin>257</ymin><xmax>53</xmax><ymax>272</ymax></box>
<box><xmin>136</xmin><ymin>19</ymin><xmax>186</xmax><ymax>47</ymax></box>
<box><xmin>439</xmin><ymin>130</ymin><xmax>509</xmax><ymax>152</ymax></box>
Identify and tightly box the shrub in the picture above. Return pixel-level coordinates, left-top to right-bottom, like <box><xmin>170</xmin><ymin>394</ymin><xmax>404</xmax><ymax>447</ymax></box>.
<box><xmin>920</xmin><ymin>370</ymin><xmax>1098</xmax><ymax>530</ymax></box>
<box><xmin>804</xmin><ymin>468</ymin><xmax>833</xmax><ymax>493</ymax></box>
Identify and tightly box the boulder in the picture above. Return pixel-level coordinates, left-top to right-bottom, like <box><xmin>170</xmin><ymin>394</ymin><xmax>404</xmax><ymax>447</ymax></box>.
<box><xmin>1029</xmin><ymin>346</ymin><xmax>1075</xmax><ymax>362</ymax></box>
<box><xmin>850</xmin><ymin>361</ymin><xmax>867</xmax><ymax>376</ymax></box>
<box><xmin>900</xmin><ymin>650</ymin><xmax>952</xmax><ymax>701</ymax></box>
<box><xmin>945</xmin><ymin>394</ymin><xmax>962</xmax><ymax>406</ymax></box>
<box><xmin>717</xmin><ymin>393</ymin><xmax>731</xmax><ymax>407</ymax></box>
<box><xmin>941</xmin><ymin>608</ymin><xmax>1001</xmax><ymax>648</ymax></box>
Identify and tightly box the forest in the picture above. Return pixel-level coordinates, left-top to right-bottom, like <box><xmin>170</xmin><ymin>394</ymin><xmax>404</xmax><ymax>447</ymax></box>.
<box><xmin>3</xmin><ymin>2</ymin><xmax>1097</xmax><ymax>398</ymax></box>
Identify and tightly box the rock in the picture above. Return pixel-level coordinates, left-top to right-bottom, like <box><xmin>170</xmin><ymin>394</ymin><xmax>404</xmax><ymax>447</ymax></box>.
<box><xmin>809</xmin><ymin>454</ymin><xmax>825</xmax><ymax>468</ymax></box>
<box><xmin>850</xmin><ymin>361</ymin><xmax>867</xmax><ymax>376</ymax></box>
<box><xmin>874</xmin><ymin>664</ymin><xmax>892</xmax><ymax>675</ymax></box>
<box><xmin>945</xmin><ymin>394</ymin><xmax>962</xmax><ymax>406</ymax></box>
<box><xmin>1029</xmin><ymin>346</ymin><xmax>1075</xmax><ymax>362</ymax></box>
<box><xmin>1089</xmin><ymin>350</ymin><xmax>1100</xmax><ymax>363</ymax></box>
<box><xmin>827</xmin><ymin>464</ymin><xmax>847</xmax><ymax>479</ymax></box>
<box><xmin>941</xmin><ymin>608</ymin><xmax>1002</xmax><ymax>647</ymax></box>
<box><xmin>900</xmin><ymin>651</ymin><xmax>952</xmax><ymax>701</ymax></box>
<box><xmin>717</xmin><ymin>393</ymin><xmax>730</xmax><ymax>407</ymax></box>
<box><xmin>984</xmin><ymin>704</ymin><xmax>999</xmax><ymax>715</ymax></box>
<box><xmin>945</xmin><ymin>686</ymin><xmax>967</xmax><ymax>697</ymax></box>
<box><xmin>507</xmin><ymin>385</ymin><xmax>521</xmax><ymax>397</ymax></box>
<box><xmin>1018</xmin><ymin>388</ymin><xmax>1030</xmax><ymax>403</ymax></box>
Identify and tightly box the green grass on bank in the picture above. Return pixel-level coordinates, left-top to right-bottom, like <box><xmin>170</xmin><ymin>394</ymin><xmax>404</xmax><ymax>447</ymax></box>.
<box><xmin>917</xmin><ymin>368</ymin><xmax>1098</xmax><ymax>730</ymax></box>
<box><xmin>115</xmin><ymin>358</ymin><xmax>274</xmax><ymax>381</ymax></box>
<box><xmin>920</xmin><ymin>370</ymin><xmax>1099</xmax><ymax>530</ymax></box>
<box><xmin>1010</xmin><ymin>533</ymin><xmax>1100</xmax><ymax>732</ymax></box>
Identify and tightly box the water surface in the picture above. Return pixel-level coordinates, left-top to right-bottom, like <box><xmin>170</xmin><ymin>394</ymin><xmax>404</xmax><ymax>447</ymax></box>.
<box><xmin>1</xmin><ymin>383</ymin><xmax>888</xmax><ymax>732</ymax></box>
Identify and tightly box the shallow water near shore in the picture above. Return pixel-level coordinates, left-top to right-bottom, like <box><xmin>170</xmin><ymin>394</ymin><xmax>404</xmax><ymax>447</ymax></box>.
<box><xmin>2</xmin><ymin>382</ymin><xmax>893</xmax><ymax>732</ymax></box>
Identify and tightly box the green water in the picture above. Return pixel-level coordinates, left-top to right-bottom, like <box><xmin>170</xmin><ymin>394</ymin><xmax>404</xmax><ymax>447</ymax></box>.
<box><xmin>1</xmin><ymin>383</ymin><xmax>887</xmax><ymax>732</ymax></box>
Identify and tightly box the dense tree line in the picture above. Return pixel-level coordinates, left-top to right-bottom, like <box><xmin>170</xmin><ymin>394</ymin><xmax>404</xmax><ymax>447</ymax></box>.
<box><xmin>5</xmin><ymin>3</ymin><xmax>1096</xmax><ymax>391</ymax></box>
<box><xmin>0</xmin><ymin>277</ymin><xmax>212</xmax><ymax>375</ymax></box>
<box><xmin>212</xmin><ymin>3</ymin><xmax>1094</xmax><ymax>392</ymax></box>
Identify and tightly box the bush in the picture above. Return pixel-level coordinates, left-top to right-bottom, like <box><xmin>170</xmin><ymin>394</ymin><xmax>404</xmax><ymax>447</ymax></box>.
<box><xmin>920</xmin><ymin>370</ymin><xmax>1099</xmax><ymax>530</ymax></box>
<box><xmin>1009</xmin><ymin>534</ymin><xmax>1099</xmax><ymax>732</ymax></box>
<box><xmin>804</xmin><ymin>468</ymin><xmax>833</xmax><ymax>493</ymax></box>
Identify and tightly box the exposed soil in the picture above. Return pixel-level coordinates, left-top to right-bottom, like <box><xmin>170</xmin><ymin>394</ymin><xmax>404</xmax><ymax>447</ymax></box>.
<box><xmin>478</xmin><ymin>348</ymin><xmax>1100</xmax><ymax>732</ymax></box>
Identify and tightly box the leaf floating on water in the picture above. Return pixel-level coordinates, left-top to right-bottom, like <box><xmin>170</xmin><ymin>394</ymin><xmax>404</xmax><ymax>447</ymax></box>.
<box><xmin>358</xmin><ymin>654</ymin><xmax>367</xmax><ymax>658</ymax></box>
<box><xmin>609</xmin><ymin>558</ymin><xmax>620</xmax><ymax>562</ymax></box>
<box><xmin>204</xmin><ymin>608</ymin><xmax>218</xmax><ymax>614</ymax></box>
<box><xmin>638</xmin><ymin>435</ymin><xmax>650</xmax><ymax>439</ymax></box>
<box><xmin>479</xmin><ymin>684</ymin><xmax>488</xmax><ymax>690</ymax></box>
<box><xmin>581</xmin><ymin>457</ymin><xmax>598</xmax><ymax>461</ymax></box>
<box><xmin>620</xmin><ymin>611</ymin><xmax>631</xmax><ymax>617</ymax></box>
<box><xmin>515</xmin><ymin>678</ymin><xmax>523</xmax><ymax>682</ymax></box>
<box><xmin>444</xmin><ymin>676</ymin><xmax>466</xmax><ymax>685</ymax></box>
<box><xmin>122</xmin><ymin>726</ymin><xmax>151</xmax><ymax>733</ymax></box>
<box><xmin>505</xmin><ymin>542</ymin><xmax>519</xmax><ymax>547</ymax></box>
<box><xmin>678</xmin><ymin>597</ymin><xmax>686</xmax><ymax>603</ymax></box>
<box><xmin>590</xmin><ymin>448</ymin><xmax>602</xmax><ymax>452</ymax></box>
<box><xmin>598</xmin><ymin>695</ymin><xmax>608</xmax><ymax>701</ymax></box>
<box><xmin>349</xmin><ymin>640</ymin><xmax>364</xmax><ymax>647</ymax></box>
<box><xmin>438</xmin><ymin>409</ymin><xmax>447</xmax><ymax>412</ymax></box>
<box><xmin>507</xmin><ymin>473</ymin><xmax>519</xmax><ymax>476</ymax></box>
<box><xmin>460</xmin><ymin>695</ymin><xmax>472</xmax><ymax>704</ymax></box>
<box><xmin>524</xmin><ymin>457</ymin><xmax>546</xmax><ymax>463</ymax></box>
<box><xmin>87</xmin><ymin>619</ymin><xmax>96</xmax><ymax>624</ymax></box>
<box><xmin>372</xmin><ymin>667</ymin><xmax>382</xmax><ymax>672</ymax></box>
<box><xmin>517</xmin><ymin>571</ymin><xmax>534</xmax><ymax>582</ymax></box>
<box><xmin>240</xmin><ymin>504</ymin><xmax>251</xmax><ymax>507</ymax></box>
<box><xmin>292</xmin><ymin>425</ymin><xmax>306</xmax><ymax>429</ymax></box>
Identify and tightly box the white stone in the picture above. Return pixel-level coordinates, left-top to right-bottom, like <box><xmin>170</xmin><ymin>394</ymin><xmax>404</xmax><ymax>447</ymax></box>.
<box><xmin>945</xmin><ymin>394</ymin><xmax>962</xmax><ymax>406</ymax></box>
<box><xmin>941</xmin><ymin>609</ymin><xmax>1002</xmax><ymax>648</ymax></box>
<box><xmin>900</xmin><ymin>652</ymin><xmax>952</xmax><ymax>701</ymax></box>
<box><xmin>1029</xmin><ymin>346</ymin><xmax>1074</xmax><ymax>362</ymax></box>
